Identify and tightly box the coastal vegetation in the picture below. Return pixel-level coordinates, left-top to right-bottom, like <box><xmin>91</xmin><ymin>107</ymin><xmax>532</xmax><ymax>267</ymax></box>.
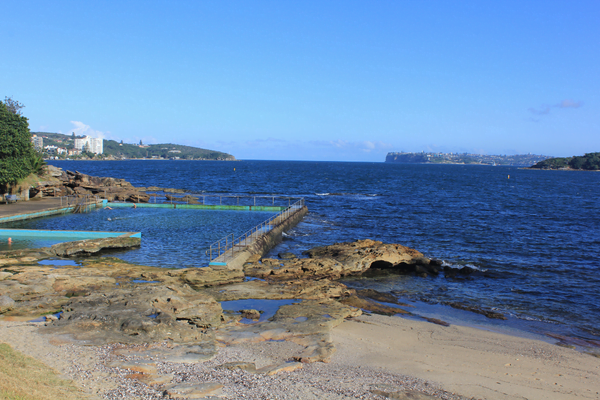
<box><xmin>34</xmin><ymin>132</ymin><xmax>235</xmax><ymax>160</ymax></box>
<box><xmin>386</xmin><ymin>151</ymin><xmax>550</xmax><ymax>166</ymax></box>
<box><xmin>102</xmin><ymin>139</ymin><xmax>234</xmax><ymax>160</ymax></box>
<box><xmin>530</xmin><ymin>152</ymin><xmax>600</xmax><ymax>170</ymax></box>
<box><xmin>0</xmin><ymin>98</ymin><xmax>41</xmax><ymax>187</ymax></box>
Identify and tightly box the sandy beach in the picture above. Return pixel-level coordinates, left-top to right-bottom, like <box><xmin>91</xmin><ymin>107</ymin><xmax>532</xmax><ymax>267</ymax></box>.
<box><xmin>333</xmin><ymin>315</ymin><xmax>600</xmax><ymax>400</ymax></box>
<box><xmin>2</xmin><ymin>313</ymin><xmax>598</xmax><ymax>400</ymax></box>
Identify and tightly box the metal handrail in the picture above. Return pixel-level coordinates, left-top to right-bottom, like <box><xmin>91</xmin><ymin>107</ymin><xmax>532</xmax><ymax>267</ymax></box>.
<box><xmin>207</xmin><ymin>198</ymin><xmax>305</xmax><ymax>262</ymax></box>
<box><xmin>157</xmin><ymin>193</ymin><xmax>298</xmax><ymax>206</ymax></box>
<box><xmin>69</xmin><ymin>194</ymin><xmax>101</xmax><ymax>213</ymax></box>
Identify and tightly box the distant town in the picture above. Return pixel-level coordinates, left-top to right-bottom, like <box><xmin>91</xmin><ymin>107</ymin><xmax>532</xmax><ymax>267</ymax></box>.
<box><xmin>30</xmin><ymin>132</ymin><xmax>234</xmax><ymax>161</ymax></box>
<box><xmin>386</xmin><ymin>152</ymin><xmax>552</xmax><ymax>166</ymax></box>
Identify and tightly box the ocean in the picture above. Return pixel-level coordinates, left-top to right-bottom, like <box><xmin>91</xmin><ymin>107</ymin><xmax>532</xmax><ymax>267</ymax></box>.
<box><xmin>40</xmin><ymin>160</ymin><xmax>600</xmax><ymax>345</ymax></box>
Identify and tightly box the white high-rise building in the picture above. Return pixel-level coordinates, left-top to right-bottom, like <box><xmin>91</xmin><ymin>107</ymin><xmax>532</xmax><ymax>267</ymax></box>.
<box><xmin>74</xmin><ymin>135</ymin><xmax>103</xmax><ymax>154</ymax></box>
<box><xmin>89</xmin><ymin>137</ymin><xmax>103</xmax><ymax>154</ymax></box>
<box><xmin>74</xmin><ymin>136</ymin><xmax>87</xmax><ymax>150</ymax></box>
<box><xmin>31</xmin><ymin>134</ymin><xmax>43</xmax><ymax>151</ymax></box>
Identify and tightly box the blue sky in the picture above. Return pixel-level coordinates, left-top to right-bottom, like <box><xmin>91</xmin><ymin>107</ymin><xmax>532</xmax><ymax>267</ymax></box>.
<box><xmin>2</xmin><ymin>1</ymin><xmax>598</xmax><ymax>161</ymax></box>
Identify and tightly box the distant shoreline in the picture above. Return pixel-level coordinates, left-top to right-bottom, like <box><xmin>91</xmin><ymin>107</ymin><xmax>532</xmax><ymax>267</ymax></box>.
<box><xmin>523</xmin><ymin>167</ymin><xmax>599</xmax><ymax>171</ymax></box>
<box><xmin>45</xmin><ymin>158</ymin><xmax>238</xmax><ymax>162</ymax></box>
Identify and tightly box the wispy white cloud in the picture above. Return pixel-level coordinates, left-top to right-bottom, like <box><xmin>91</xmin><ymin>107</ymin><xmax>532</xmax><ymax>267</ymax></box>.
<box><xmin>309</xmin><ymin>139</ymin><xmax>392</xmax><ymax>153</ymax></box>
<box><xmin>528</xmin><ymin>99</ymin><xmax>583</xmax><ymax>118</ymax></box>
<box><xmin>205</xmin><ymin>137</ymin><xmax>393</xmax><ymax>161</ymax></box>
<box><xmin>557</xmin><ymin>99</ymin><xmax>582</xmax><ymax>109</ymax></box>
<box><xmin>528</xmin><ymin>106</ymin><xmax>551</xmax><ymax>115</ymax></box>
<box><xmin>67</xmin><ymin>121</ymin><xmax>108</xmax><ymax>139</ymax></box>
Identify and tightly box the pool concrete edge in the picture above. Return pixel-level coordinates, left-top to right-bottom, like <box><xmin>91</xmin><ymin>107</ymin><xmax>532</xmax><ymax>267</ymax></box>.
<box><xmin>107</xmin><ymin>202</ymin><xmax>285</xmax><ymax>212</ymax></box>
<box><xmin>220</xmin><ymin>206</ymin><xmax>308</xmax><ymax>270</ymax></box>
<box><xmin>0</xmin><ymin>201</ymin><xmax>104</xmax><ymax>224</ymax></box>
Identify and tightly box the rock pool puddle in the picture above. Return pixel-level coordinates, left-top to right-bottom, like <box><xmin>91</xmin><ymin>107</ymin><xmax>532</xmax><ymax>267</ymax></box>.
<box><xmin>220</xmin><ymin>299</ymin><xmax>301</xmax><ymax>324</ymax></box>
<box><xmin>28</xmin><ymin>311</ymin><xmax>63</xmax><ymax>323</ymax></box>
<box><xmin>38</xmin><ymin>259</ymin><xmax>80</xmax><ymax>267</ymax></box>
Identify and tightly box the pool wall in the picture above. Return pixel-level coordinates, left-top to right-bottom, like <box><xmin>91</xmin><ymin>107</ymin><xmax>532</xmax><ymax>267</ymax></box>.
<box><xmin>106</xmin><ymin>202</ymin><xmax>285</xmax><ymax>212</ymax></box>
<box><xmin>222</xmin><ymin>205</ymin><xmax>308</xmax><ymax>270</ymax></box>
<box><xmin>0</xmin><ymin>202</ymin><xmax>104</xmax><ymax>224</ymax></box>
<box><xmin>0</xmin><ymin>228</ymin><xmax>141</xmax><ymax>240</ymax></box>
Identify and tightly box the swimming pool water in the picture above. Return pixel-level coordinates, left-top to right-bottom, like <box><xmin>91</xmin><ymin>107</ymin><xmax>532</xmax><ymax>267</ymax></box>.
<box><xmin>3</xmin><ymin>207</ymin><xmax>276</xmax><ymax>268</ymax></box>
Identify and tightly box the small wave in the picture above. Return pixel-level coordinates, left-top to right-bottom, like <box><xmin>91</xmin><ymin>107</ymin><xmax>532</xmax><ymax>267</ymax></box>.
<box><xmin>465</xmin><ymin>263</ymin><xmax>486</xmax><ymax>271</ymax></box>
<box><xmin>314</xmin><ymin>192</ymin><xmax>379</xmax><ymax>197</ymax></box>
<box><xmin>439</xmin><ymin>261</ymin><xmax>487</xmax><ymax>272</ymax></box>
<box><xmin>286</xmin><ymin>232</ymin><xmax>314</xmax><ymax>237</ymax></box>
<box><xmin>509</xmin><ymin>312</ymin><xmax>560</xmax><ymax>325</ymax></box>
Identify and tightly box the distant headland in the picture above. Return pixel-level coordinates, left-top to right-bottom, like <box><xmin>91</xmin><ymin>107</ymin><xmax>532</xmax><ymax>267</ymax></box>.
<box><xmin>32</xmin><ymin>132</ymin><xmax>235</xmax><ymax>161</ymax></box>
<box><xmin>528</xmin><ymin>152</ymin><xmax>600</xmax><ymax>170</ymax></box>
<box><xmin>385</xmin><ymin>152</ymin><xmax>550</xmax><ymax>166</ymax></box>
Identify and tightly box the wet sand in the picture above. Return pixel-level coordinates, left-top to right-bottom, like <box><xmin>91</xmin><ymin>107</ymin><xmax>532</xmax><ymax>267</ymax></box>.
<box><xmin>333</xmin><ymin>314</ymin><xmax>600</xmax><ymax>400</ymax></box>
<box><xmin>2</xmin><ymin>314</ymin><xmax>599</xmax><ymax>399</ymax></box>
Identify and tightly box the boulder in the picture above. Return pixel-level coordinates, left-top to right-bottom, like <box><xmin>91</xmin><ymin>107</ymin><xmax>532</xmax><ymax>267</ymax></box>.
<box><xmin>278</xmin><ymin>252</ymin><xmax>297</xmax><ymax>260</ymax></box>
<box><xmin>0</xmin><ymin>295</ymin><xmax>15</xmax><ymax>313</ymax></box>
<box><xmin>0</xmin><ymin>271</ymin><xmax>13</xmax><ymax>280</ymax></box>
<box><xmin>26</xmin><ymin>167</ymin><xmax>145</xmax><ymax>202</ymax></box>
<box><xmin>176</xmin><ymin>267</ymin><xmax>245</xmax><ymax>288</ymax></box>
<box><xmin>240</xmin><ymin>309</ymin><xmax>261</xmax><ymax>320</ymax></box>
<box><xmin>50</xmin><ymin>236</ymin><xmax>141</xmax><ymax>256</ymax></box>
<box><xmin>245</xmin><ymin>240</ymin><xmax>430</xmax><ymax>280</ymax></box>
<box><xmin>204</xmin><ymin>279</ymin><xmax>353</xmax><ymax>302</ymax></box>
<box><xmin>340</xmin><ymin>296</ymin><xmax>409</xmax><ymax>315</ymax></box>
<box><xmin>44</xmin><ymin>285</ymin><xmax>223</xmax><ymax>344</ymax></box>
<box><xmin>163</xmin><ymin>382</ymin><xmax>223</xmax><ymax>399</ymax></box>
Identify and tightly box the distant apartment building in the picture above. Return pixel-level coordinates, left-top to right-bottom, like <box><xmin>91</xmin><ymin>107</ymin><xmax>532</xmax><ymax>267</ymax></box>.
<box><xmin>74</xmin><ymin>135</ymin><xmax>104</xmax><ymax>154</ymax></box>
<box><xmin>31</xmin><ymin>134</ymin><xmax>43</xmax><ymax>151</ymax></box>
<box><xmin>44</xmin><ymin>145</ymin><xmax>67</xmax><ymax>155</ymax></box>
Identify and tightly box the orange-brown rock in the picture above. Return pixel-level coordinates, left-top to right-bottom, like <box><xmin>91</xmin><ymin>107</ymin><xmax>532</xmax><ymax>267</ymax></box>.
<box><xmin>244</xmin><ymin>239</ymin><xmax>431</xmax><ymax>280</ymax></box>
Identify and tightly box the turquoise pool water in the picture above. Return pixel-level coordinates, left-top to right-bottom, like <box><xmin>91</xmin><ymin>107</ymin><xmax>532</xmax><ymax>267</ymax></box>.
<box><xmin>1</xmin><ymin>207</ymin><xmax>275</xmax><ymax>268</ymax></box>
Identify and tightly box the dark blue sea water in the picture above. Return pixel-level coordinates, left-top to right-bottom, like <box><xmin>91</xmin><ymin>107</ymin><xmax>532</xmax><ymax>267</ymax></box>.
<box><xmin>36</xmin><ymin>160</ymin><xmax>600</xmax><ymax>343</ymax></box>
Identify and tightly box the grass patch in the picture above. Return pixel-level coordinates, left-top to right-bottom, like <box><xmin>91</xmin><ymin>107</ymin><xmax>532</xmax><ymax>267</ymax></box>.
<box><xmin>0</xmin><ymin>343</ymin><xmax>87</xmax><ymax>400</ymax></box>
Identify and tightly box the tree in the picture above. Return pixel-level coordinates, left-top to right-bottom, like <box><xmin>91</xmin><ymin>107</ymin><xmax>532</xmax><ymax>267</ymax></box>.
<box><xmin>0</xmin><ymin>100</ymin><xmax>37</xmax><ymax>187</ymax></box>
<box><xmin>29</xmin><ymin>152</ymin><xmax>47</xmax><ymax>174</ymax></box>
<box><xmin>3</xmin><ymin>96</ymin><xmax>25</xmax><ymax>115</ymax></box>
<box><xmin>569</xmin><ymin>157</ymin><xmax>585</xmax><ymax>170</ymax></box>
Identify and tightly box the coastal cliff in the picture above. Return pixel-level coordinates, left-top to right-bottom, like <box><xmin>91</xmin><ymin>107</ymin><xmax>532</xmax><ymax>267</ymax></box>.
<box><xmin>386</xmin><ymin>152</ymin><xmax>550</xmax><ymax>166</ymax></box>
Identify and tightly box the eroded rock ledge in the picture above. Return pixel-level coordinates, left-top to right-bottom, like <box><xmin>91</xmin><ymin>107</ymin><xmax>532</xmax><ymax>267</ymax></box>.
<box><xmin>30</xmin><ymin>166</ymin><xmax>150</xmax><ymax>202</ymax></box>
<box><xmin>245</xmin><ymin>239</ymin><xmax>442</xmax><ymax>280</ymax></box>
<box><xmin>0</xmin><ymin>239</ymin><xmax>456</xmax><ymax>395</ymax></box>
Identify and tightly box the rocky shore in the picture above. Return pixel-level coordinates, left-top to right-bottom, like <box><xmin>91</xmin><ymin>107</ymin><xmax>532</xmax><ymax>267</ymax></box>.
<box><xmin>1</xmin><ymin>166</ymin><xmax>599</xmax><ymax>399</ymax></box>
<box><xmin>28</xmin><ymin>166</ymin><xmax>151</xmax><ymax>203</ymax></box>
<box><xmin>1</xmin><ymin>236</ymin><xmax>599</xmax><ymax>399</ymax></box>
<box><xmin>0</xmin><ymin>237</ymin><xmax>472</xmax><ymax>399</ymax></box>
